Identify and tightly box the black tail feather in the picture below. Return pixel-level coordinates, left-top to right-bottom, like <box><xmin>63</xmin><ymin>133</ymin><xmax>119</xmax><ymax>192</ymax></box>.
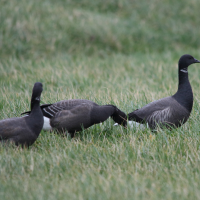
<box><xmin>128</xmin><ymin>112</ymin><xmax>144</xmax><ymax>123</ymax></box>
<box><xmin>21</xmin><ymin>111</ymin><xmax>31</xmax><ymax>115</ymax></box>
<box><xmin>21</xmin><ymin>103</ymin><xmax>52</xmax><ymax>116</ymax></box>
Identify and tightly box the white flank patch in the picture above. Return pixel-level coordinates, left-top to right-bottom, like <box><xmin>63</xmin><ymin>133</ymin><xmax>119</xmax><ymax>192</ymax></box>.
<box><xmin>114</xmin><ymin>121</ymin><xmax>149</xmax><ymax>130</ymax></box>
<box><xmin>43</xmin><ymin>116</ymin><xmax>52</xmax><ymax>131</ymax></box>
<box><xmin>128</xmin><ymin>121</ymin><xmax>147</xmax><ymax>130</ymax></box>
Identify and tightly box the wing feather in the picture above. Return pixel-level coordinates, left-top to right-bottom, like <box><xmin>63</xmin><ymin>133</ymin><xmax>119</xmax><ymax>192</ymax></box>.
<box><xmin>43</xmin><ymin>99</ymin><xmax>98</xmax><ymax>118</ymax></box>
<box><xmin>147</xmin><ymin>107</ymin><xmax>171</xmax><ymax>128</ymax></box>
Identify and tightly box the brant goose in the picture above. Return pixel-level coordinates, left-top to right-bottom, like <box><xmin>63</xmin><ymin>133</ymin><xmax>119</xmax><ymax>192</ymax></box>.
<box><xmin>0</xmin><ymin>82</ymin><xmax>44</xmax><ymax>147</ymax></box>
<box><xmin>127</xmin><ymin>54</ymin><xmax>200</xmax><ymax>130</ymax></box>
<box><xmin>22</xmin><ymin>99</ymin><xmax>126</xmax><ymax>137</ymax></box>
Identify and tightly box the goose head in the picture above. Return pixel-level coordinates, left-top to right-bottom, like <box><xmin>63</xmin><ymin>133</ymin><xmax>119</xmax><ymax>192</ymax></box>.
<box><xmin>179</xmin><ymin>54</ymin><xmax>200</xmax><ymax>73</ymax></box>
<box><xmin>31</xmin><ymin>82</ymin><xmax>43</xmax><ymax>110</ymax></box>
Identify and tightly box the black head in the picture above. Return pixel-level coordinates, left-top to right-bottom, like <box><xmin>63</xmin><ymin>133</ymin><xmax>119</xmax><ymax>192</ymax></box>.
<box><xmin>31</xmin><ymin>82</ymin><xmax>43</xmax><ymax>110</ymax></box>
<box><xmin>178</xmin><ymin>54</ymin><xmax>200</xmax><ymax>70</ymax></box>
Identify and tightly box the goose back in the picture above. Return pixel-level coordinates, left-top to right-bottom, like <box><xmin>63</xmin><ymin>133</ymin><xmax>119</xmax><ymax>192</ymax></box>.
<box><xmin>42</xmin><ymin>99</ymin><xmax>98</xmax><ymax>118</ymax></box>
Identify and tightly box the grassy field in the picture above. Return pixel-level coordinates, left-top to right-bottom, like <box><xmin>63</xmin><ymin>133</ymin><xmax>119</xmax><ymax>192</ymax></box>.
<box><xmin>1</xmin><ymin>0</ymin><xmax>200</xmax><ymax>199</ymax></box>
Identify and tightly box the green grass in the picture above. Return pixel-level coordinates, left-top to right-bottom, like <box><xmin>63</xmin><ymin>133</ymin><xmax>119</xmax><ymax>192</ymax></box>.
<box><xmin>1</xmin><ymin>0</ymin><xmax>200</xmax><ymax>199</ymax></box>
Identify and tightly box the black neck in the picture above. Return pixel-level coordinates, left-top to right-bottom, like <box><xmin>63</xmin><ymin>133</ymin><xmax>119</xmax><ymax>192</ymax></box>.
<box><xmin>31</xmin><ymin>99</ymin><xmax>36</xmax><ymax>111</ymax></box>
<box><xmin>173</xmin><ymin>68</ymin><xmax>193</xmax><ymax>112</ymax></box>
<box><xmin>30</xmin><ymin>100</ymin><xmax>40</xmax><ymax>113</ymax></box>
<box><xmin>27</xmin><ymin>100</ymin><xmax>43</xmax><ymax>136</ymax></box>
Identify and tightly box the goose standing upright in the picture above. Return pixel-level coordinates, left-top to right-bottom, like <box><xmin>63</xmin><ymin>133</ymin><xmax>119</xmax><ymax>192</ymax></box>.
<box><xmin>0</xmin><ymin>82</ymin><xmax>44</xmax><ymax>147</ymax></box>
<box><xmin>22</xmin><ymin>99</ymin><xmax>127</xmax><ymax>137</ymax></box>
<box><xmin>128</xmin><ymin>54</ymin><xmax>200</xmax><ymax>129</ymax></box>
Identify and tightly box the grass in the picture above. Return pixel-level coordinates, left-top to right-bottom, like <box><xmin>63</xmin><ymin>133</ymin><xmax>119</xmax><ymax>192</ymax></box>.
<box><xmin>1</xmin><ymin>0</ymin><xmax>200</xmax><ymax>199</ymax></box>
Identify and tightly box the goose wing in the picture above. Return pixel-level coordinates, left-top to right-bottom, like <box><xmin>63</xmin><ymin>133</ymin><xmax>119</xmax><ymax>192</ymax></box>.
<box><xmin>21</xmin><ymin>99</ymin><xmax>98</xmax><ymax>118</ymax></box>
<box><xmin>50</xmin><ymin>103</ymin><xmax>94</xmax><ymax>133</ymax></box>
<box><xmin>145</xmin><ymin>107</ymin><xmax>172</xmax><ymax>128</ymax></box>
<box><xmin>128</xmin><ymin>96</ymin><xmax>176</xmax><ymax>127</ymax></box>
<box><xmin>43</xmin><ymin>99</ymin><xmax>98</xmax><ymax>118</ymax></box>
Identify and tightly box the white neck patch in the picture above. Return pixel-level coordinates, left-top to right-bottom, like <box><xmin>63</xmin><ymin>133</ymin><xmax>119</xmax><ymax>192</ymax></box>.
<box><xmin>35</xmin><ymin>96</ymin><xmax>40</xmax><ymax>101</ymax></box>
<box><xmin>180</xmin><ymin>68</ymin><xmax>188</xmax><ymax>73</ymax></box>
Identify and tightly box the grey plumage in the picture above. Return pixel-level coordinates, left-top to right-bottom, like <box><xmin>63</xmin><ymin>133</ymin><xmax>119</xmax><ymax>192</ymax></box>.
<box><xmin>129</xmin><ymin>96</ymin><xmax>190</xmax><ymax>129</ymax></box>
<box><xmin>43</xmin><ymin>99</ymin><xmax>98</xmax><ymax>118</ymax></box>
<box><xmin>0</xmin><ymin>116</ymin><xmax>42</xmax><ymax>146</ymax></box>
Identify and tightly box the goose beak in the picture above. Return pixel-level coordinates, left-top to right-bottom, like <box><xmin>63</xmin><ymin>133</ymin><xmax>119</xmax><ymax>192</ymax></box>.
<box><xmin>194</xmin><ymin>58</ymin><xmax>200</xmax><ymax>63</ymax></box>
